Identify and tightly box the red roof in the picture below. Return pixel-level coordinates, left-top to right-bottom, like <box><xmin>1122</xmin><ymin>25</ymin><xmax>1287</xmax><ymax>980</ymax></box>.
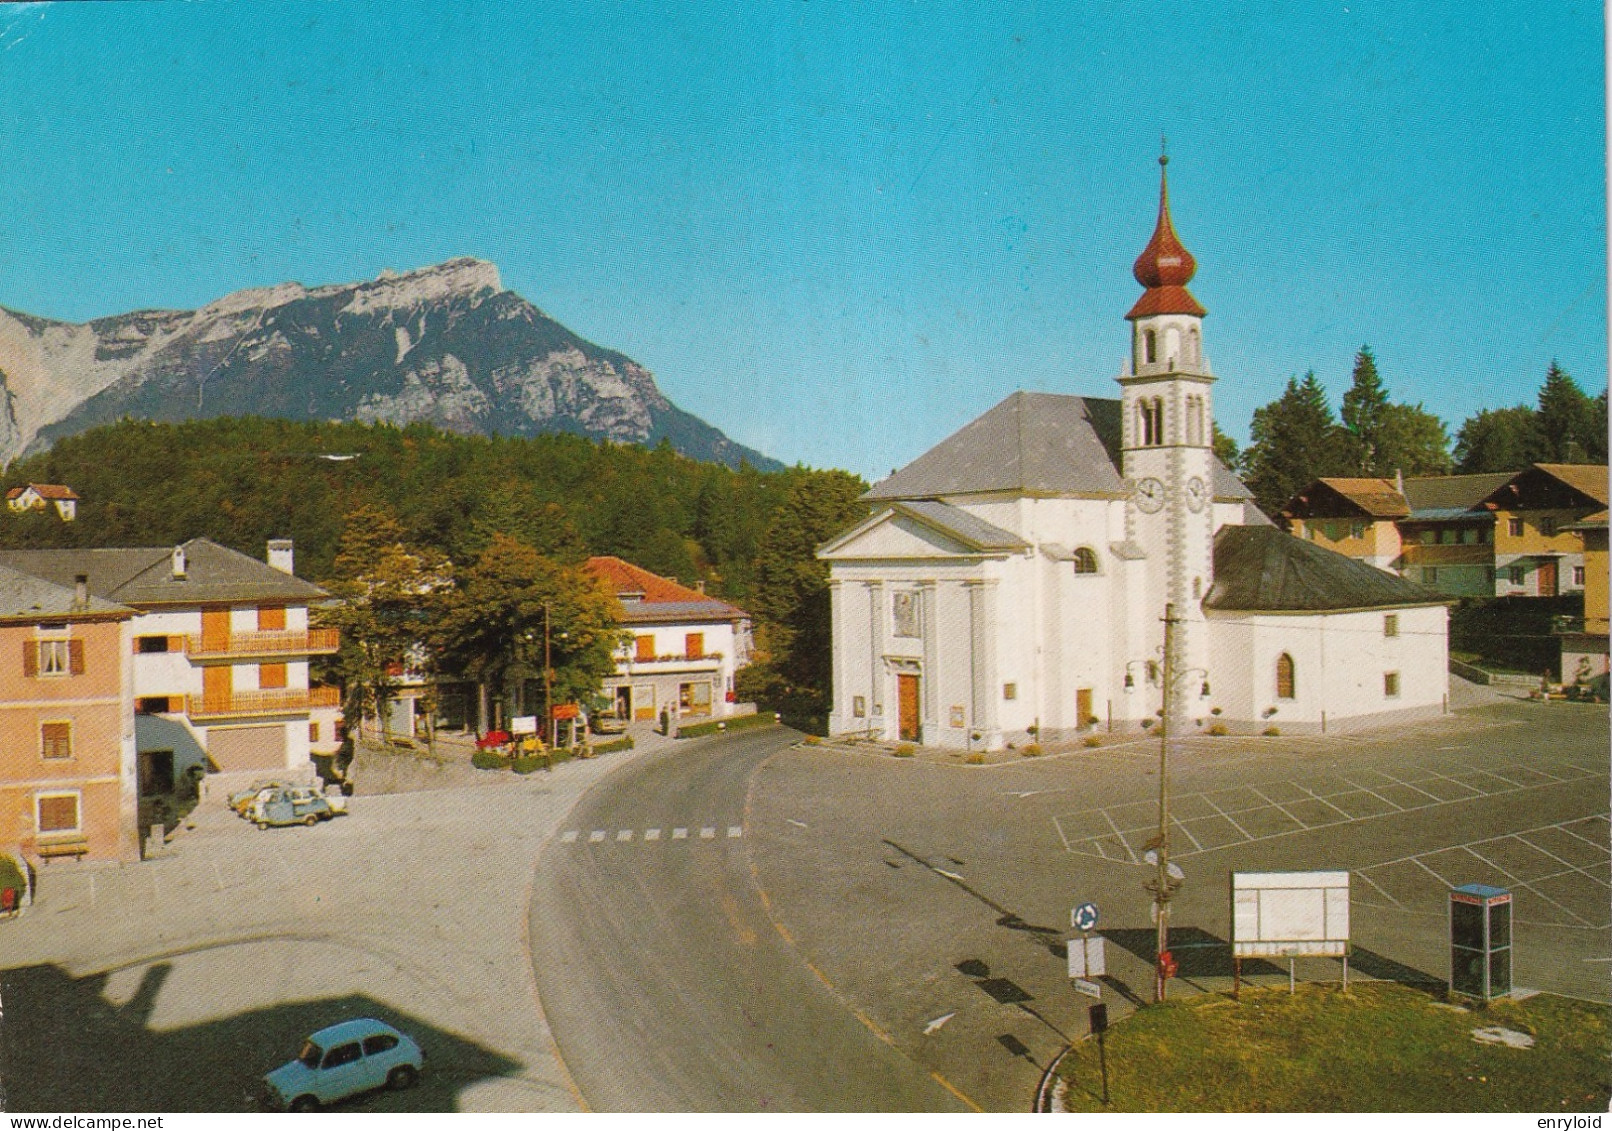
<box><xmin>585</xmin><ymin>556</ymin><xmax>714</xmax><ymax>604</ymax></box>
<box><xmin>1126</xmin><ymin>156</ymin><xmax>1206</xmax><ymax>320</ymax></box>
<box><xmin>15</xmin><ymin>483</ymin><xmax>78</xmax><ymax>500</ymax></box>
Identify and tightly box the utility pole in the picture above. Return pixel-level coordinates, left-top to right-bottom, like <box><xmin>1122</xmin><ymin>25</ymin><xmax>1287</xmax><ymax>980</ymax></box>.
<box><xmin>1147</xmin><ymin>602</ymin><xmax>1183</xmax><ymax>1003</ymax></box>
<box><xmin>543</xmin><ymin>602</ymin><xmax>554</xmax><ymax>749</ymax></box>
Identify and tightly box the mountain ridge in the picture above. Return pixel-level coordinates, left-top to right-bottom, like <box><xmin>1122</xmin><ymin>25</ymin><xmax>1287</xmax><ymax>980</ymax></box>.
<box><xmin>0</xmin><ymin>258</ymin><xmax>780</xmax><ymax>470</ymax></box>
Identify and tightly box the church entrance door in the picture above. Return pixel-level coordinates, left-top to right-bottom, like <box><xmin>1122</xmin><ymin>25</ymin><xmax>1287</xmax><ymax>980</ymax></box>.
<box><xmin>1076</xmin><ymin>688</ymin><xmax>1093</xmax><ymax>730</ymax></box>
<box><xmin>897</xmin><ymin>674</ymin><xmax>921</xmax><ymax>742</ymax></box>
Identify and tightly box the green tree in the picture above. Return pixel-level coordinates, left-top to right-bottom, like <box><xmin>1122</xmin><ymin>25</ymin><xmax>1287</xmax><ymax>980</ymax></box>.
<box><xmin>1211</xmin><ymin>424</ymin><xmax>1240</xmax><ymax>473</ymax></box>
<box><xmin>317</xmin><ymin>505</ymin><xmax>453</xmax><ymax>738</ymax></box>
<box><xmin>431</xmin><ymin>533</ymin><xmax>623</xmax><ymax>732</ymax></box>
<box><xmin>1340</xmin><ymin>346</ymin><xmax>1390</xmax><ymax>473</ymax></box>
<box><xmin>1453</xmin><ymin>405</ymin><xmax>1540</xmax><ymax>473</ymax></box>
<box><xmin>1241</xmin><ymin>372</ymin><xmax>1353</xmax><ymax>517</ymax></box>
<box><xmin>1374</xmin><ymin>401</ymin><xmax>1453</xmax><ymax>476</ymax></box>
<box><xmin>1536</xmin><ymin>361</ymin><xmax>1602</xmax><ymax>463</ymax></box>
<box><xmin>742</xmin><ymin>470</ymin><xmax>868</xmax><ymax>726</ymax></box>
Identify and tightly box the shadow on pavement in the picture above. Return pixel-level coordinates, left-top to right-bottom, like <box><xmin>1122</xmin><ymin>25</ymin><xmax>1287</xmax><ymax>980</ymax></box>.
<box><xmin>0</xmin><ymin>963</ymin><xmax>521</xmax><ymax>1112</ymax></box>
<box><xmin>1097</xmin><ymin>927</ymin><xmax>1442</xmax><ymax>987</ymax></box>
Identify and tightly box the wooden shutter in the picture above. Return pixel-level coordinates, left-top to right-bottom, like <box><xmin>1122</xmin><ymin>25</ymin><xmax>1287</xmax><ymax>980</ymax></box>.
<box><xmin>37</xmin><ymin>794</ymin><xmax>78</xmax><ymax>833</ymax></box>
<box><xmin>22</xmin><ymin>641</ymin><xmax>36</xmax><ymax>678</ymax></box>
<box><xmin>259</xmin><ymin>662</ymin><xmax>287</xmax><ymax>690</ymax></box>
<box><xmin>685</xmin><ymin>632</ymin><xmax>703</xmax><ymax>660</ymax></box>
<box><xmin>258</xmin><ymin>606</ymin><xmax>286</xmax><ymax>631</ymax></box>
<box><xmin>40</xmin><ymin>722</ymin><xmax>71</xmax><ymax>760</ymax></box>
<box><xmin>635</xmin><ymin>635</ymin><xmax>655</xmax><ymax>661</ymax></box>
<box><xmin>68</xmin><ymin>639</ymin><xmax>85</xmax><ymax>675</ymax></box>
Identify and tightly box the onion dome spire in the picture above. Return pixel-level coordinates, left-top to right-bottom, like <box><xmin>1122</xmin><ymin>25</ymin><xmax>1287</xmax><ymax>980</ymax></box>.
<box><xmin>1126</xmin><ymin>150</ymin><xmax>1207</xmax><ymax>320</ymax></box>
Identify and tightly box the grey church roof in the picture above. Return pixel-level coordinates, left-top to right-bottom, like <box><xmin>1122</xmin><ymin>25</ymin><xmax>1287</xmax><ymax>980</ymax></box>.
<box><xmin>0</xmin><ymin>538</ymin><xmax>326</xmax><ymax>607</ymax></box>
<box><xmin>892</xmin><ymin>500</ymin><xmax>1028</xmax><ymax>550</ymax></box>
<box><xmin>1204</xmin><ymin>525</ymin><xmax>1444</xmax><ymax>613</ymax></box>
<box><xmin>864</xmin><ymin>391</ymin><xmax>1253</xmax><ymax>504</ymax></box>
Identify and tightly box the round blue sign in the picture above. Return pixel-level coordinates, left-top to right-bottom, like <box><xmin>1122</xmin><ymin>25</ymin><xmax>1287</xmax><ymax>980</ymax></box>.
<box><xmin>1073</xmin><ymin>902</ymin><xmax>1099</xmax><ymax>931</ymax></box>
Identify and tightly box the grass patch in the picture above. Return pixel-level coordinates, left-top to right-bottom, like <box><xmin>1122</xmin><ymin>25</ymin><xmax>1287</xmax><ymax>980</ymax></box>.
<box><xmin>471</xmin><ymin>750</ymin><xmax>508</xmax><ymax>771</ymax></box>
<box><xmin>1021</xmin><ymin>744</ymin><xmax>1043</xmax><ymax>757</ymax></box>
<box><xmin>892</xmin><ymin>744</ymin><xmax>916</xmax><ymax>758</ymax></box>
<box><xmin>590</xmin><ymin>735</ymin><xmax>634</xmax><ymax>755</ymax></box>
<box><xmin>1057</xmin><ymin>982</ymin><xmax>1610</xmax><ymax>1113</ymax></box>
<box><xmin>965</xmin><ymin>751</ymin><xmax>985</xmax><ymax>764</ymax></box>
<box><xmin>676</xmin><ymin>713</ymin><xmax>777</xmax><ymax>739</ymax></box>
<box><xmin>1083</xmin><ymin>735</ymin><xmax>1102</xmax><ymax>748</ymax></box>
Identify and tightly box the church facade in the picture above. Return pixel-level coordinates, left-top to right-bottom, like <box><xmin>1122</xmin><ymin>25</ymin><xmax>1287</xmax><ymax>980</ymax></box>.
<box><xmin>819</xmin><ymin>159</ymin><xmax>1450</xmax><ymax>748</ymax></box>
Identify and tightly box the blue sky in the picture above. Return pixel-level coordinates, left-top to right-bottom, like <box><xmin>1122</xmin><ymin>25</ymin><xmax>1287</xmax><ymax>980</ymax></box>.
<box><xmin>0</xmin><ymin>1</ymin><xmax>1603</xmax><ymax>479</ymax></box>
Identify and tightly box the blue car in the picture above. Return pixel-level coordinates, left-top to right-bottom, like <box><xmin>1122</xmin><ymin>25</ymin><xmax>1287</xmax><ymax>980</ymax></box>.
<box><xmin>264</xmin><ymin>1018</ymin><xmax>423</xmax><ymax>1111</ymax></box>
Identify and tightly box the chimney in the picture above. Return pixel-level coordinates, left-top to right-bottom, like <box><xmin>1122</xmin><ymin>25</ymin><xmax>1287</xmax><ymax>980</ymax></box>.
<box><xmin>694</xmin><ymin>580</ymin><xmax>706</xmax><ymax>594</ymax></box>
<box><xmin>267</xmin><ymin>539</ymin><xmax>294</xmax><ymax>575</ymax></box>
<box><xmin>171</xmin><ymin>546</ymin><xmax>187</xmax><ymax>580</ymax></box>
<box><xmin>1395</xmin><ymin>468</ymin><xmax>1404</xmax><ymax>495</ymax></box>
<box><xmin>73</xmin><ymin>574</ymin><xmax>88</xmax><ymax>611</ymax></box>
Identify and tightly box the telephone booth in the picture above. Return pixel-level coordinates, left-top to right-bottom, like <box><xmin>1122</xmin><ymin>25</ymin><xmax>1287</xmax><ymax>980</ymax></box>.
<box><xmin>1450</xmin><ymin>884</ymin><xmax>1511</xmax><ymax>1002</ymax></box>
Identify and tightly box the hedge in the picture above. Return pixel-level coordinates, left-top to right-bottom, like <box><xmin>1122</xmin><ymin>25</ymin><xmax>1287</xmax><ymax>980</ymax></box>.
<box><xmin>591</xmin><ymin>736</ymin><xmax>635</xmax><ymax>755</ymax></box>
<box><xmin>676</xmin><ymin>712</ymin><xmax>777</xmax><ymax>740</ymax></box>
<box><xmin>472</xmin><ymin>750</ymin><xmax>508</xmax><ymax>771</ymax></box>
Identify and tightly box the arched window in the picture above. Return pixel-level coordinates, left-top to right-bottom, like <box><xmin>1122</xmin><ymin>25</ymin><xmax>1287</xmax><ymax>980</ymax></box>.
<box><xmin>1276</xmin><ymin>653</ymin><xmax>1296</xmax><ymax>700</ymax></box>
<box><xmin>1187</xmin><ymin>326</ymin><xmax>1200</xmax><ymax>365</ymax></box>
<box><xmin>1144</xmin><ymin>329</ymin><xmax>1157</xmax><ymax>364</ymax></box>
<box><xmin>1148</xmin><ymin>398</ymin><xmax>1165</xmax><ymax>446</ymax></box>
<box><xmin>1164</xmin><ymin>326</ymin><xmax>1180</xmax><ymax>365</ymax></box>
<box><xmin>1072</xmin><ymin>547</ymin><xmax>1098</xmax><ymax>574</ymax></box>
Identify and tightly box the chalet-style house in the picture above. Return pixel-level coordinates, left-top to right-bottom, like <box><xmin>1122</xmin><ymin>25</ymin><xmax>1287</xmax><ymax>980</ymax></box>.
<box><xmin>1559</xmin><ymin>509</ymin><xmax>1609</xmax><ymax>682</ymax></box>
<box><xmin>0</xmin><ymin>567</ymin><xmax>138</xmax><ymax>864</ymax></box>
<box><xmin>585</xmin><ymin>556</ymin><xmax>753</xmax><ymax>723</ymax></box>
<box><xmin>0</xmin><ymin>539</ymin><xmax>340</xmax><ymax>807</ymax></box>
<box><xmin>819</xmin><ymin>158</ymin><xmax>1451</xmax><ymax>748</ymax></box>
<box><xmin>6</xmin><ymin>483</ymin><xmax>79</xmax><ymax>521</ymax></box>
<box><xmin>1284</xmin><ymin>464</ymin><xmax>1609</xmax><ymax>599</ymax></box>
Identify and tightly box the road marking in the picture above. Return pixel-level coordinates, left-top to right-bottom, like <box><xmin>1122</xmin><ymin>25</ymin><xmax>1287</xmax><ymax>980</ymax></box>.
<box><xmin>930</xmin><ymin>1070</ymin><xmax>984</xmax><ymax>1113</ymax></box>
<box><xmin>644</xmin><ymin>828</ymin><xmax>660</xmax><ymax>840</ymax></box>
<box><xmin>588</xmin><ymin>830</ymin><xmax>606</xmax><ymax>843</ymax></box>
<box><xmin>672</xmin><ymin>828</ymin><xmax>688</xmax><ymax>839</ymax></box>
<box><xmin>935</xmin><ymin>868</ymin><xmax>963</xmax><ymax>882</ymax></box>
<box><xmin>700</xmin><ymin>827</ymin><xmax>716</xmax><ymax>839</ymax></box>
<box><xmin>787</xmin><ymin>818</ymin><xmax>809</xmax><ymax>828</ymax></box>
<box><xmin>616</xmin><ymin>830</ymin><xmax>633</xmax><ymax>841</ymax></box>
<box><xmin>560</xmin><ymin>830</ymin><xmax>578</xmax><ymax>843</ymax></box>
<box><xmin>727</xmin><ymin>826</ymin><xmax>743</xmax><ymax>838</ymax></box>
<box><xmin>923</xmin><ymin>1011</ymin><xmax>955</xmax><ymax>1035</ymax></box>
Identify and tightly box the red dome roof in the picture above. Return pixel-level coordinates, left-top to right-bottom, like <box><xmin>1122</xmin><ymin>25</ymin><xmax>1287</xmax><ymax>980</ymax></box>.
<box><xmin>1127</xmin><ymin>156</ymin><xmax>1205</xmax><ymax>320</ymax></box>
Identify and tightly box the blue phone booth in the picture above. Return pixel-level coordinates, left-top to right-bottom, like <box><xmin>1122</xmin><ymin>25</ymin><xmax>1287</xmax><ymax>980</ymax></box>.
<box><xmin>1450</xmin><ymin>884</ymin><xmax>1511</xmax><ymax>1002</ymax></box>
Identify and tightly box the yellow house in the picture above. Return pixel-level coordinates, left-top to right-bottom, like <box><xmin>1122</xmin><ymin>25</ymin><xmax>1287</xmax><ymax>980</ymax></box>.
<box><xmin>1482</xmin><ymin>464</ymin><xmax>1608</xmax><ymax>598</ymax></box>
<box><xmin>1559</xmin><ymin>509</ymin><xmax>1608</xmax><ymax>683</ymax></box>
<box><xmin>1282</xmin><ymin>478</ymin><xmax>1408</xmax><ymax>571</ymax></box>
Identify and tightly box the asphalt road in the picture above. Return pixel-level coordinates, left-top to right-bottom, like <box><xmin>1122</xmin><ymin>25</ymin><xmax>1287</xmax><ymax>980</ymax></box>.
<box><xmin>533</xmin><ymin>698</ymin><xmax>1608</xmax><ymax>1113</ymax></box>
<box><xmin>527</xmin><ymin>725</ymin><xmax>973</xmax><ymax>1112</ymax></box>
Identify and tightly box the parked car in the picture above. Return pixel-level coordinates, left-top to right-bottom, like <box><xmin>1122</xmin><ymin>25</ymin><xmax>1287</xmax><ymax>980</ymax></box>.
<box><xmin>228</xmin><ymin>781</ymin><xmax>289</xmax><ymax>817</ymax></box>
<box><xmin>263</xmin><ymin>1018</ymin><xmax>423</xmax><ymax>1111</ymax></box>
<box><xmin>251</xmin><ymin>786</ymin><xmax>346</xmax><ymax>829</ymax></box>
<box><xmin>590</xmin><ymin>710</ymin><xmax>627</xmax><ymax>735</ymax></box>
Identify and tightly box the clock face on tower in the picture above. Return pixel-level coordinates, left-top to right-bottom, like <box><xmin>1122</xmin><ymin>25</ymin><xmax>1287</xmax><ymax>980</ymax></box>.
<box><xmin>1185</xmin><ymin>476</ymin><xmax>1208</xmax><ymax>513</ymax></box>
<box><xmin>1133</xmin><ymin>477</ymin><xmax>1166</xmax><ymax>513</ymax></box>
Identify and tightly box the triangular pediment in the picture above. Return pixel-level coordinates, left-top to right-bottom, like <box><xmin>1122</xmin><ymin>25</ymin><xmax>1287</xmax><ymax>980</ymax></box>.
<box><xmin>819</xmin><ymin>509</ymin><xmax>991</xmax><ymax>561</ymax></box>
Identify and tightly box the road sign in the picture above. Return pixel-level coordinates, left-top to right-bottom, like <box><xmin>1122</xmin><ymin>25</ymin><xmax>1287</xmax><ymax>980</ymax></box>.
<box><xmin>1072</xmin><ymin>902</ymin><xmax>1099</xmax><ymax>931</ymax></box>
<box><xmin>510</xmin><ymin>715</ymin><xmax>538</xmax><ymax>735</ymax></box>
<box><xmin>551</xmin><ymin>703</ymin><xmax>581</xmax><ymax>720</ymax></box>
<box><xmin>1143</xmin><ymin>850</ymin><xmax>1185</xmax><ymax>880</ymax></box>
<box><xmin>1068</xmin><ymin>935</ymin><xmax>1107</xmax><ymax>979</ymax></box>
<box><xmin>1074</xmin><ymin>978</ymin><xmax>1103</xmax><ymax>999</ymax></box>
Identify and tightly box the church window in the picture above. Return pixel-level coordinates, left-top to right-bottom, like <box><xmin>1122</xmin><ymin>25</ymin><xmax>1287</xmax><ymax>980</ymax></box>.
<box><xmin>1003</xmin><ymin>683</ymin><xmax>1017</xmax><ymax>700</ymax></box>
<box><xmin>1164</xmin><ymin>326</ymin><xmax>1180</xmax><ymax>365</ymax></box>
<box><xmin>892</xmin><ymin>591</ymin><xmax>920</xmax><ymax>638</ymax></box>
<box><xmin>1144</xmin><ymin>329</ymin><xmax>1157</xmax><ymax>364</ymax></box>
<box><xmin>1384</xmin><ymin>671</ymin><xmax>1400</xmax><ymax>698</ymax></box>
<box><xmin>1186</xmin><ymin>326</ymin><xmax>1200</xmax><ymax>365</ymax></box>
<box><xmin>1384</xmin><ymin>614</ymin><xmax>1399</xmax><ymax>638</ymax></box>
<box><xmin>1138</xmin><ymin>397</ymin><xmax>1165</xmax><ymax>446</ymax></box>
<box><xmin>1072</xmin><ymin>547</ymin><xmax>1098</xmax><ymax>574</ymax></box>
<box><xmin>1275</xmin><ymin>653</ymin><xmax>1296</xmax><ymax>700</ymax></box>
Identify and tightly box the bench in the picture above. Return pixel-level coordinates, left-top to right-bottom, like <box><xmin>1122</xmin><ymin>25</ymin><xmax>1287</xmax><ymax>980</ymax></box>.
<box><xmin>37</xmin><ymin>838</ymin><xmax>89</xmax><ymax>860</ymax></box>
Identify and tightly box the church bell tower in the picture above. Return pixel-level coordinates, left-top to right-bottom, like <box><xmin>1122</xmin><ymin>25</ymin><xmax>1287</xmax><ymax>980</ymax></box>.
<box><xmin>1119</xmin><ymin>151</ymin><xmax>1217</xmax><ymax>693</ymax></box>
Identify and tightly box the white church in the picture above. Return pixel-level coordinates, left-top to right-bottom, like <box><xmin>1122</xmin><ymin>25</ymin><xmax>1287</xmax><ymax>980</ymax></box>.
<box><xmin>819</xmin><ymin>158</ymin><xmax>1450</xmax><ymax>749</ymax></box>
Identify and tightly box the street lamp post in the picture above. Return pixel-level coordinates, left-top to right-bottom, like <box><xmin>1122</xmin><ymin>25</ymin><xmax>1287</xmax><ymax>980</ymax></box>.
<box><xmin>543</xmin><ymin>602</ymin><xmax>554</xmax><ymax>749</ymax></box>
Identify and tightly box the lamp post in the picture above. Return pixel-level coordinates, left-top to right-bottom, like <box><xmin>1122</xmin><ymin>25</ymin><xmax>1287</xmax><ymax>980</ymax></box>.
<box><xmin>543</xmin><ymin>603</ymin><xmax>554</xmax><ymax>749</ymax></box>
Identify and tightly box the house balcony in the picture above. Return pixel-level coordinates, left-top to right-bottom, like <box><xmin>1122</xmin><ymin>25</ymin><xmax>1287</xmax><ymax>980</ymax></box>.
<box><xmin>185</xmin><ymin>628</ymin><xmax>340</xmax><ymax>662</ymax></box>
<box><xmin>618</xmin><ymin>652</ymin><xmax>725</xmax><ymax>673</ymax></box>
<box><xmin>1398</xmin><ymin>544</ymin><xmax>1493</xmax><ymax>567</ymax></box>
<box><xmin>187</xmin><ymin>685</ymin><xmax>340</xmax><ymax>721</ymax></box>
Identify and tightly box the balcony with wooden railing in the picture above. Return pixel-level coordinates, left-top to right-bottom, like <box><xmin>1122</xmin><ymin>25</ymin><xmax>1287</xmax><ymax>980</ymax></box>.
<box><xmin>185</xmin><ymin>628</ymin><xmax>340</xmax><ymax>661</ymax></box>
<box><xmin>1397</xmin><ymin>543</ymin><xmax>1494</xmax><ymax>567</ymax></box>
<box><xmin>188</xmin><ymin>685</ymin><xmax>341</xmax><ymax>721</ymax></box>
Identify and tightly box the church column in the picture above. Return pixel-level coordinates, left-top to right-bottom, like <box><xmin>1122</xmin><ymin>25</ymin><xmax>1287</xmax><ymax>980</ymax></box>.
<box><xmin>966</xmin><ymin>579</ymin><xmax>1000</xmax><ymax>748</ymax></box>
<box><xmin>827</xmin><ymin>580</ymin><xmax>847</xmax><ymax>733</ymax></box>
<box><xmin>866</xmin><ymin>580</ymin><xmax>885</xmax><ymax>734</ymax></box>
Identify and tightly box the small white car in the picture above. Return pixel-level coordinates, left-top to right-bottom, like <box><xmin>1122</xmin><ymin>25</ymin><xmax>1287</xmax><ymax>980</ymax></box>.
<box><xmin>264</xmin><ymin>1018</ymin><xmax>423</xmax><ymax>1111</ymax></box>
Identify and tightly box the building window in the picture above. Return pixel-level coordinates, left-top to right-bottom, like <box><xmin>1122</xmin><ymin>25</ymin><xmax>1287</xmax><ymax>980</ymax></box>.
<box><xmin>38</xmin><ymin>639</ymin><xmax>70</xmax><ymax>676</ymax></box>
<box><xmin>309</xmin><ymin>722</ymin><xmax>321</xmax><ymax>743</ymax></box>
<box><xmin>634</xmin><ymin>635</ymin><xmax>655</xmax><ymax>662</ymax></box>
<box><xmin>1510</xmin><ymin>566</ymin><xmax>1526</xmax><ymax>585</ymax></box>
<box><xmin>1574</xmin><ymin>565</ymin><xmax>1586</xmax><ymax>587</ymax></box>
<box><xmin>36</xmin><ymin>792</ymin><xmax>80</xmax><ymax>835</ymax></box>
<box><xmin>684</xmin><ymin>632</ymin><xmax>704</xmax><ymax>660</ymax></box>
<box><xmin>852</xmin><ymin>695</ymin><xmax>866</xmax><ymax>719</ymax></box>
<box><xmin>1384</xmin><ymin>614</ymin><xmax>1399</xmax><ymax>638</ymax></box>
<box><xmin>1424</xmin><ymin>567</ymin><xmax>1439</xmax><ymax>584</ymax></box>
<box><xmin>137</xmin><ymin>635</ymin><xmax>171</xmax><ymax>653</ymax></box>
<box><xmin>137</xmin><ymin>696</ymin><xmax>173</xmax><ymax>715</ymax></box>
<box><xmin>1144</xmin><ymin>329</ymin><xmax>1157</xmax><ymax>364</ymax></box>
<box><xmin>1275</xmin><ymin>653</ymin><xmax>1296</xmax><ymax>700</ymax></box>
<box><xmin>1072</xmin><ymin>547</ymin><xmax>1098</xmax><ymax>575</ymax></box>
<box><xmin>1351</xmin><ymin>522</ymin><xmax>1366</xmax><ymax>540</ymax></box>
<box><xmin>1540</xmin><ymin>517</ymin><xmax>1557</xmax><ymax>537</ymax></box>
<box><xmin>40</xmin><ymin>722</ymin><xmax>71</xmax><ymax>760</ymax></box>
<box><xmin>1384</xmin><ymin>671</ymin><xmax>1401</xmax><ymax>698</ymax></box>
<box><xmin>892</xmin><ymin>591</ymin><xmax>921</xmax><ymax>637</ymax></box>
<box><xmin>1003</xmin><ymin>683</ymin><xmax>1017</xmax><ymax>700</ymax></box>
<box><xmin>1509</xmin><ymin>517</ymin><xmax>1524</xmax><ymax>537</ymax></box>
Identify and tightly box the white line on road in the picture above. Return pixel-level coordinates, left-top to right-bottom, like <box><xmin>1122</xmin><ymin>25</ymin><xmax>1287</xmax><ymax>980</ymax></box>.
<box><xmin>727</xmin><ymin>826</ymin><xmax>743</xmax><ymax>838</ymax></box>
<box><xmin>645</xmin><ymin>828</ymin><xmax>660</xmax><ymax>840</ymax></box>
<box><xmin>700</xmin><ymin>827</ymin><xmax>716</xmax><ymax>839</ymax></box>
<box><xmin>560</xmin><ymin>830</ymin><xmax>578</xmax><ymax>843</ymax></box>
<box><xmin>616</xmin><ymin>830</ymin><xmax>633</xmax><ymax>841</ymax></box>
<box><xmin>589</xmin><ymin>831</ymin><xmax>606</xmax><ymax>843</ymax></box>
<box><xmin>672</xmin><ymin>828</ymin><xmax>688</xmax><ymax>839</ymax></box>
<box><xmin>935</xmin><ymin>868</ymin><xmax>963</xmax><ymax>882</ymax></box>
<box><xmin>787</xmin><ymin>818</ymin><xmax>809</xmax><ymax>828</ymax></box>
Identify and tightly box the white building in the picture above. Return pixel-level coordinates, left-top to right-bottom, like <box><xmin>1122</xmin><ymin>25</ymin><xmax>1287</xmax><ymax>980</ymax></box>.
<box><xmin>586</xmin><ymin>557</ymin><xmax>753</xmax><ymax>723</ymax></box>
<box><xmin>0</xmin><ymin>538</ymin><xmax>341</xmax><ymax>785</ymax></box>
<box><xmin>819</xmin><ymin>158</ymin><xmax>1450</xmax><ymax>747</ymax></box>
